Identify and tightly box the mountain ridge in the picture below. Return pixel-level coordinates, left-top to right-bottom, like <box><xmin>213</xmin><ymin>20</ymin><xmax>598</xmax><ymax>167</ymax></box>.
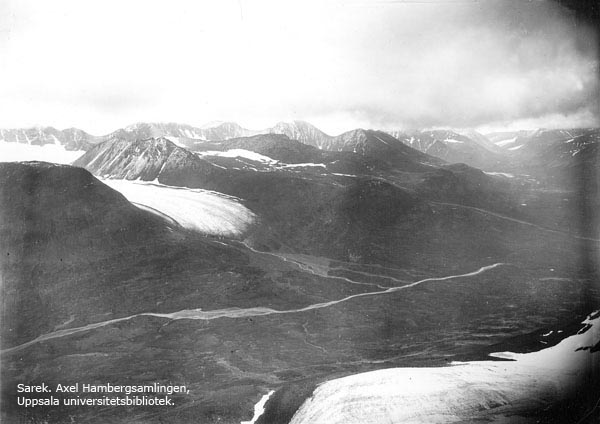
<box><xmin>3</xmin><ymin>122</ymin><xmax>598</xmax><ymax>175</ymax></box>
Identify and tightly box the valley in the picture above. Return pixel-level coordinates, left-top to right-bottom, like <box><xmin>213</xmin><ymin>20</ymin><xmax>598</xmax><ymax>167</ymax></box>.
<box><xmin>0</xmin><ymin>121</ymin><xmax>598</xmax><ymax>424</ymax></box>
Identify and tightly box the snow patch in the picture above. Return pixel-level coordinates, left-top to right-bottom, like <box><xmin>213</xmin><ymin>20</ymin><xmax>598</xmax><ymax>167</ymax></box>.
<box><xmin>495</xmin><ymin>137</ymin><xmax>518</xmax><ymax>147</ymax></box>
<box><xmin>508</xmin><ymin>144</ymin><xmax>524</xmax><ymax>151</ymax></box>
<box><xmin>484</xmin><ymin>171</ymin><xmax>514</xmax><ymax>178</ymax></box>
<box><xmin>372</xmin><ymin>135</ymin><xmax>390</xmax><ymax>146</ymax></box>
<box><xmin>197</xmin><ymin>149</ymin><xmax>278</xmax><ymax>164</ymax></box>
<box><xmin>164</xmin><ymin>136</ymin><xmax>186</xmax><ymax>148</ymax></box>
<box><xmin>279</xmin><ymin>163</ymin><xmax>326</xmax><ymax>169</ymax></box>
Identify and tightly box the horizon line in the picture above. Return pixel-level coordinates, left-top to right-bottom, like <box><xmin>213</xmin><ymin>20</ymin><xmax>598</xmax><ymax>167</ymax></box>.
<box><xmin>1</xmin><ymin>120</ymin><xmax>597</xmax><ymax>139</ymax></box>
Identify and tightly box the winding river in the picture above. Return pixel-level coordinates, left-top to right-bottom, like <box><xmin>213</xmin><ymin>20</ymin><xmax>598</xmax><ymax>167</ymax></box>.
<box><xmin>1</xmin><ymin>263</ymin><xmax>505</xmax><ymax>354</ymax></box>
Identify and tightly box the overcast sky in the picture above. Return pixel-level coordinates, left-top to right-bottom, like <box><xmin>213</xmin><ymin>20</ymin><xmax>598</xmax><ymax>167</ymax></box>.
<box><xmin>0</xmin><ymin>0</ymin><xmax>598</xmax><ymax>135</ymax></box>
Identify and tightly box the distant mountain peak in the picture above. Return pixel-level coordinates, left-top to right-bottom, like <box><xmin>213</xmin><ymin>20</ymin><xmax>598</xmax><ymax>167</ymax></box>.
<box><xmin>273</xmin><ymin>120</ymin><xmax>325</xmax><ymax>130</ymax></box>
<box><xmin>202</xmin><ymin>121</ymin><xmax>245</xmax><ymax>129</ymax></box>
<box><xmin>269</xmin><ymin>120</ymin><xmax>333</xmax><ymax>149</ymax></box>
<box><xmin>200</xmin><ymin>120</ymin><xmax>226</xmax><ymax>129</ymax></box>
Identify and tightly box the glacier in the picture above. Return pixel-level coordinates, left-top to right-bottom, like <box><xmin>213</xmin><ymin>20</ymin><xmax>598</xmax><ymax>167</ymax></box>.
<box><xmin>102</xmin><ymin>179</ymin><xmax>256</xmax><ymax>237</ymax></box>
<box><xmin>0</xmin><ymin>140</ymin><xmax>85</xmax><ymax>164</ymax></box>
<box><xmin>289</xmin><ymin>311</ymin><xmax>600</xmax><ymax>424</ymax></box>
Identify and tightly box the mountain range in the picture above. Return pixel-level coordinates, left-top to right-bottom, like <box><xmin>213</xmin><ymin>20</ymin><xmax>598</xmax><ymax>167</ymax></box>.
<box><xmin>2</xmin><ymin>113</ymin><xmax>599</xmax><ymax>424</ymax></box>
<box><xmin>0</xmin><ymin>127</ymin><xmax>99</xmax><ymax>150</ymax></box>
<box><xmin>2</xmin><ymin>121</ymin><xmax>597</xmax><ymax>177</ymax></box>
<box><xmin>73</xmin><ymin>129</ymin><xmax>582</xmax><ymax>265</ymax></box>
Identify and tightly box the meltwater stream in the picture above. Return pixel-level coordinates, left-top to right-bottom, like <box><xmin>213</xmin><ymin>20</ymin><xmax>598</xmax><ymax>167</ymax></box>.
<box><xmin>241</xmin><ymin>390</ymin><xmax>275</xmax><ymax>424</ymax></box>
<box><xmin>1</xmin><ymin>263</ymin><xmax>506</xmax><ymax>355</ymax></box>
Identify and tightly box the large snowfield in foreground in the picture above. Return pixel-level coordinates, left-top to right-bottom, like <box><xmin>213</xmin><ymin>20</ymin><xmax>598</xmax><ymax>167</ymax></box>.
<box><xmin>0</xmin><ymin>141</ymin><xmax>85</xmax><ymax>164</ymax></box>
<box><xmin>289</xmin><ymin>312</ymin><xmax>600</xmax><ymax>424</ymax></box>
<box><xmin>102</xmin><ymin>179</ymin><xmax>256</xmax><ymax>237</ymax></box>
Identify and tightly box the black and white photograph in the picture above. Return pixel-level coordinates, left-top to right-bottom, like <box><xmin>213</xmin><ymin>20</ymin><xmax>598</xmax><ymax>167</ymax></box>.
<box><xmin>0</xmin><ymin>0</ymin><xmax>599</xmax><ymax>423</ymax></box>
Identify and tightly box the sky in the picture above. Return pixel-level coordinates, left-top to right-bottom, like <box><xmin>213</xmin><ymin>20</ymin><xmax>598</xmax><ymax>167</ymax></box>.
<box><xmin>0</xmin><ymin>0</ymin><xmax>598</xmax><ymax>135</ymax></box>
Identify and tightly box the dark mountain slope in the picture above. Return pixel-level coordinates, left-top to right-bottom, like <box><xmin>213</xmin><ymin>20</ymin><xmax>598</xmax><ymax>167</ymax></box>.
<box><xmin>0</xmin><ymin>162</ymin><xmax>171</xmax><ymax>251</ymax></box>
<box><xmin>321</xmin><ymin>129</ymin><xmax>441</xmax><ymax>171</ymax></box>
<box><xmin>221</xmin><ymin>134</ymin><xmax>323</xmax><ymax>163</ymax></box>
<box><xmin>72</xmin><ymin>136</ymin><xmax>535</xmax><ymax>263</ymax></box>
<box><xmin>73</xmin><ymin>136</ymin><xmax>224</xmax><ymax>182</ymax></box>
<box><xmin>191</xmin><ymin>133</ymin><xmax>396</xmax><ymax>175</ymax></box>
<box><xmin>414</xmin><ymin>163</ymin><xmax>517</xmax><ymax>214</ymax></box>
<box><xmin>0</xmin><ymin>162</ymin><xmax>181</xmax><ymax>346</ymax></box>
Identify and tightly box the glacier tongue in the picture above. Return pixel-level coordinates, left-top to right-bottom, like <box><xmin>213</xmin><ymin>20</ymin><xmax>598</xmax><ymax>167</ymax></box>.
<box><xmin>102</xmin><ymin>179</ymin><xmax>256</xmax><ymax>237</ymax></box>
<box><xmin>289</xmin><ymin>311</ymin><xmax>600</xmax><ymax>424</ymax></box>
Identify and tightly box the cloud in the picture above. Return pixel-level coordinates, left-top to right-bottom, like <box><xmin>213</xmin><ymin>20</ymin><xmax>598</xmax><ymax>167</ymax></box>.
<box><xmin>279</xmin><ymin>0</ymin><xmax>599</xmax><ymax>131</ymax></box>
<box><xmin>0</xmin><ymin>0</ymin><xmax>597</xmax><ymax>133</ymax></box>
